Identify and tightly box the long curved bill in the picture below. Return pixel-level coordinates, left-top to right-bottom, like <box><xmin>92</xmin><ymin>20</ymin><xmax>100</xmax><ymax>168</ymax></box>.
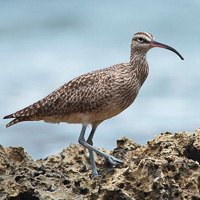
<box><xmin>150</xmin><ymin>40</ymin><xmax>184</xmax><ymax>60</ymax></box>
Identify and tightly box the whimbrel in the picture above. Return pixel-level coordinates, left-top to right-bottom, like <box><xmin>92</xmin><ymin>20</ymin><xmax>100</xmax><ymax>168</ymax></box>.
<box><xmin>3</xmin><ymin>32</ymin><xmax>184</xmax><ymax>177</ymax></box>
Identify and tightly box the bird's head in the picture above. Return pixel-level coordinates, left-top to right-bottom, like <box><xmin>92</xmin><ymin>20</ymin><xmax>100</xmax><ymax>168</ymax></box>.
<box><xmin>131</xmin><ymin>32</ymin><xmax>184</xmax><ymax>60</ymax></box>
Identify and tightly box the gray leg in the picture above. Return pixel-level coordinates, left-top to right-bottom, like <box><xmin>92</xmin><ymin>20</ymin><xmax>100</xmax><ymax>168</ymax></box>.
<box><xmin>87</xmin><ymin>127</ymin><xmax>99</xmax><ymax>177</ymax></box>
<box><xmin>78</xmin><ymin>125</ymin><xmax>123</xmax><ymax>174</ymax></box>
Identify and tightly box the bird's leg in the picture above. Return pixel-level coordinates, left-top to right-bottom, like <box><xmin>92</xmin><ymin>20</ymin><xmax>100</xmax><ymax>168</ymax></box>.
<box><xmin>78</xmin><ymin>126</ymin><xmax>99</xmax><ymax>177</ymax></box>
<box><xmin>86</xmin><ymin>127</ymin><xmax>100</xmax><ymax>178</ymax></box>
<box><xmin>78</xmin><ymin>126</ymin><xmax>123</xmax><ymax>171</ymax></box>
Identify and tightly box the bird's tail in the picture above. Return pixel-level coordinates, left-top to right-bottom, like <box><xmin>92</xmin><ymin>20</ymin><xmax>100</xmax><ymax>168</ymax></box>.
<box><xmin>3</xmin><ymin>114</ymin><xmax>29</xmax><ymax>128</ymax></box>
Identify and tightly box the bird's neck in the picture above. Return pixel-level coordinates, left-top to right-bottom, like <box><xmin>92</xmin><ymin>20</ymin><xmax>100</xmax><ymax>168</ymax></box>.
<box><xmin>130</xmin><ymin>50</ymin><xmax>148</xmax><ymax>68</ymax></box>
<box><xmin>130</xmin><ymin>50</ymin><xmax>149</xmax><ymax>86</ymax></box>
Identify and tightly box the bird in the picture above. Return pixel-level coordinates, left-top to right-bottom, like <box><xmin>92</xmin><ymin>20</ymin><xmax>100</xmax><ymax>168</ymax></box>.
<box><xmin>3</xmin><ymin>32</ymin><xmax>184</xmax><ymax>178</ymax></box>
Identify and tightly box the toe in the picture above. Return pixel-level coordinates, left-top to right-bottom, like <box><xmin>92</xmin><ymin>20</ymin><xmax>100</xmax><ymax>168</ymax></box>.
<box><xmin>91</xmin><ymin>173</ymin><xmax>101</xmax><ymax>179</ymax></box>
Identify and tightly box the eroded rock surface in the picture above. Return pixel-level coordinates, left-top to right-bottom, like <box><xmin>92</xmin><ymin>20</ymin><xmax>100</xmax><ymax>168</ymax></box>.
<box><xmin>1</xmin><ymin>129</ymin><xmax>200</xmax><ymax>200</ymax></box>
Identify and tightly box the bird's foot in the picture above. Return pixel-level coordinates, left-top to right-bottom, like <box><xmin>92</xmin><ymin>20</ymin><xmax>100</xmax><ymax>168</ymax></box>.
<box><xmin>106</xmin><ymin>155</ymin><xmax>124</xmax><ymax>165</ymax></box>
<box><xmin>90</xmin><ymin>172</ymin><xmax>101</xmax><ymax>179</ymax></box>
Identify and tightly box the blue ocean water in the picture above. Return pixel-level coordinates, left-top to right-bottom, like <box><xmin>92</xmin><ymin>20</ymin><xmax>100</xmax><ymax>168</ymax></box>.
<box><xmin>1</xmin><ymin>0</ymin><xmax>200</xmax><ymax>159</ymax></box>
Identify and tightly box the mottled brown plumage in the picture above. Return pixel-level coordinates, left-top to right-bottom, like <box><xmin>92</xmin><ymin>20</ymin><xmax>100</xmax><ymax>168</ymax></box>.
<box><xmin>4</xmin><ymin>35</ymin><xmax>151</xmax><ymax>128</ymax></box>
<box><xmin>3</xmin><ymin>32</ymin><xmax>183</xmax><ymax>177</ymax></box>
<box><xmin>4</xmin><ymin>63</ymin><xmax>146</xmax><ymax>127</ymax></box>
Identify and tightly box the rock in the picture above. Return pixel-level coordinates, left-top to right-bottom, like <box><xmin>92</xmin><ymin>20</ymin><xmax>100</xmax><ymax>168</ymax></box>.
<box><xmin>1</xmin><ymin>129</ymin><xmax>200</xmax><ymax>199</ymax></box>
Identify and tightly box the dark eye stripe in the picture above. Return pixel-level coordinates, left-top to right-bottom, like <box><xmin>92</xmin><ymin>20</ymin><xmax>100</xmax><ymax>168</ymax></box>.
<box><xmin>134</xmin><ymin>37</ymin><xmax>150</xmax><ymax>43</ymax></box>
<box><xmin>143</xmin><ymin>39</ymin><xmax>150</xmax><ymax>44</ymax></box>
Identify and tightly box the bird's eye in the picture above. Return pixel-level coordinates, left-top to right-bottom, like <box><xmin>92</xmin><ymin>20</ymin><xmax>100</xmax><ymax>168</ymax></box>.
<box><xmin>137</xmin><ymin>37</ymin><xmax>143</xmax><ymax>42</ymax></box>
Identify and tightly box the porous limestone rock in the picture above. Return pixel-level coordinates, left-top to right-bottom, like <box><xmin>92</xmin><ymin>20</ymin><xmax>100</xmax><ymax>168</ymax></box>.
<box><xmin>1</xmin><ymin>129</ymin><xmax>200</xmax><ymax>200</ymax></box>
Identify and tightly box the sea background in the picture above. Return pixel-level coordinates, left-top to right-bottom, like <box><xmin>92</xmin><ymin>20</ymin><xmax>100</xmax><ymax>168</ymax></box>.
<box><xmin>1</xmin><ymin>0</ymin><xmax>200</xmax><ymax>159</ymax></box>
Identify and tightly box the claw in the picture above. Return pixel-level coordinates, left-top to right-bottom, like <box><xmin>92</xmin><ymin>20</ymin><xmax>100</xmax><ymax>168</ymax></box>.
<box><xmin>90</xmin><ymin>173</ymin><xmax>101</xmax><ymax>179</ymax></box>
<box><xmin>107</xmin><ymin>155</ymin><xmax>124</xmax><ymax>165</ymax></box>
